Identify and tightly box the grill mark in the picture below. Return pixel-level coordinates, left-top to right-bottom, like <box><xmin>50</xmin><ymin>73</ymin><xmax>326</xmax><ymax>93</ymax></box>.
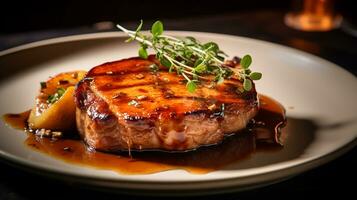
<box><xmin>93</xmin><ymin>79</ymin><xmax>235</xmax><ymax>105</ymax></box>
<box><xmin>224</xmin><ymin>82</ymin><xmax>243</xmax><ymax>88</ymax></box>
<box><xmin>85</xmin><ymin>61</ymin><xmax>249</xmax><ymax>121</ymax></box>
<box><xmin>90</xmin><ymin>70</ymin><xmax>151</xmax><ymax>77</ymax></box>
<box><xmin>168</xmin><ymin>95</ymin><xmax>208</xmax><ymax>101</ymax></box>
<box><xmin>138</xmin><ymin>88</ymin><xmax>148</xmax><ymax>93</ymax></box>
<box><xmin>97</xmin><ymin>82</ymin><xmax>157</xmax><ymax>91</ymax></box>
<box><xmin>91</xmin><ymin>70</ymin><xmax>241</xmax><ymax>93</ymax></box>
<box><xmin>93</xmin><ymin>70</ymin><xmax>186</xmax><ymax>92</ymax></box>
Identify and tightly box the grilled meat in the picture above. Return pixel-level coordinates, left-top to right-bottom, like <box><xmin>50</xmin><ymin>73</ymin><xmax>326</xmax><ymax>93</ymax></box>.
<box><xmin>75</xmin><ymin>55</ymin><xmax>258</xmax><ymax>152</ymax></box>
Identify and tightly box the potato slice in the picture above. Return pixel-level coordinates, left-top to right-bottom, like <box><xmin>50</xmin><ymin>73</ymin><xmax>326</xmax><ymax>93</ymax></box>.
<box><xmin>28</xmin><ymin>71</ymin><xmax>86</xmax><ymax>131</ymax></box>
<box><xmin>28</xmin><ymin>86</ymin><xmax>76</xmax><ymax>130</ymax></box>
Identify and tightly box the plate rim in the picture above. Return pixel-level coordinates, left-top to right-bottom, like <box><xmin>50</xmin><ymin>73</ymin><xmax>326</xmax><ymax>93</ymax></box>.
<box><xmin>1</xmin><ymin>31</ymin><xmax>355</xmax><ymax>80</ymax></box>
<box><xmin>0</xmin><ymin>138</ymin><xmax>355</xmax><ymax>192</ymax></box>
<box><xmin>0</xmin><ymin>31</ymin><xmax>356</xmax><ymax>187</ymax></box>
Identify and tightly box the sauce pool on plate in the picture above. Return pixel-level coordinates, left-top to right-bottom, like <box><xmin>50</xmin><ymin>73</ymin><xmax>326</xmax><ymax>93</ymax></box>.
<box><xmin>3</xmin><ymin>110</ymin><xmax>31</xmax><ymax>130</ymax></box>
<box><xmin>2</xmin><ymin>94</ymin><xmax>286</xmax><ymax>174</ymax></box>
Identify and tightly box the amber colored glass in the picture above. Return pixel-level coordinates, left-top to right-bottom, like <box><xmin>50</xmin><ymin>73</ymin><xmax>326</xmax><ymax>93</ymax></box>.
<box><xmin>285</xmin><ymin>0</ymin><xmax>342</xmax><ymax>31</ymax></box>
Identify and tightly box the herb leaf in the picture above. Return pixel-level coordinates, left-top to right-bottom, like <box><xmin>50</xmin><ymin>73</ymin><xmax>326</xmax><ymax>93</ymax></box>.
<box><xmin>241</xmin><ymin>55</ymin><xmax>252</xmax><ymax>69</ymax></box>
<box><xmin>160</xmin><ymin>56</ymin><xmax>172</xmax><ymax>67</ymax></box>
<box><xmin>186</xmin><ymin>81</ymin><xmax>197</xmax><ymax>93</ymax></box>
<box><xmin>151</xmin><ymin>21</ymin><xmax>163</xmax><ymax>36</ymax></box>
<box><xmin>203</xmin><ymin>42</ymin><xmax>219</xmax><ymax>52</ymax></box>
<box><xmin>138</xmin><ymin>46</ymin><xmax>148</xmax><ymax>59</ymax></box>
<box><xmin>243</xmin><ymin>79</ymin><xmax>252</xmax><ymax>91</ymax></box>
<box><xmin>249</xmin><ymin>72</ymin><xmax>262</xmax><ymax>80</ymax></box>
<box><xmin>195</xmin><ymin>63</ymin><xmax>207</xmax><ymax>73</ymax></box>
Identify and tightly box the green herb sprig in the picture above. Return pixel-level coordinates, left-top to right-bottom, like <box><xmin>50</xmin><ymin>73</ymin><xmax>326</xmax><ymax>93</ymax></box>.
<box><xmin>117</xmin><ymin>20</ymin><xmax>262</xmax><ymax>92</ymax></box>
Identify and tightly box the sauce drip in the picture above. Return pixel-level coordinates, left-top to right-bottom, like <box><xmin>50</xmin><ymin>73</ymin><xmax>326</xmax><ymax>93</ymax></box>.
<box><xmin>3</xmin><ymin>95</ymin><xmax>286</xmax><ymax>174</ymax></box>
<box><xmin>2</xmin><ymin>110</ymin><xmax>31</xmax><ymax>130</ymax></box>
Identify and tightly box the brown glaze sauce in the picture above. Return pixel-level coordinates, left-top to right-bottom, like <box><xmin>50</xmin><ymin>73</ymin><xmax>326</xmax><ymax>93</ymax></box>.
<box><xmin>3</xmin><ymin>95</ymin><xmax>286</xmax><ymax>174</ymax></box>
<box><xmin>2</xmin><ymin>110</ymin><xmax>31</xmax><ymax>130</ymax></box>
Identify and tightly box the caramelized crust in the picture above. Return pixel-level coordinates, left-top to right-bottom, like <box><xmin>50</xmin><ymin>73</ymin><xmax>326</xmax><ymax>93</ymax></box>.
<box><xmin>75</xmin><ymin>55</ymin><xmax>258</xmax><ymax>151</ymax></box>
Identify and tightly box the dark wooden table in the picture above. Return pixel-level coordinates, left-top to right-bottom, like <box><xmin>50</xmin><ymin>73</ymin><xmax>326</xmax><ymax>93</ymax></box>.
<box><xmin>0</xmin><ymin>11</ymin><xmax>356</xmax><ymax>199</ymax></box>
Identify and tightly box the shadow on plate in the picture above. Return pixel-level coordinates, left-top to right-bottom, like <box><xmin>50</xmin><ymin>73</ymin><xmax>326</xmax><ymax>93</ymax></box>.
<box><xmin>128</xmin><ymin>117</ymin><xmax>317</xmax><ymax>171</ymax></box>
<box><xmin>223</xmin><ymin>117</ymin><xmax>316</xmax><ymax>170</ymax></box>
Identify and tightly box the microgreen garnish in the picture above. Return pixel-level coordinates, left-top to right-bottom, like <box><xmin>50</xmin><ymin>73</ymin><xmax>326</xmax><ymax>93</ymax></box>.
<box><xmin>186</xmin><ymin>81</ymin><xmax>197</xmax><ymax>93</ymax></box>
<box><xmin>249</xmin><ymin>72</ymin><xmax>262</xmax><ymax>80</ymax></box>
<box><xmin>138</xmin><ymin>46</ymin><xmax>148</xmax><ymax>59</ymax></box>
<box><xmin>238</xmin><ymin>55</ymin><xmax>262</xmax><ymax>91</ymax></box>
<box><xmin>47</xmin><ymin>88</ymin><xmax>66</xmax><ymax>104</ymax></box>
<box><xmin>117</xmin><ymin>20</ymin><xmax>262</xmax><ymax>92</ymax></box>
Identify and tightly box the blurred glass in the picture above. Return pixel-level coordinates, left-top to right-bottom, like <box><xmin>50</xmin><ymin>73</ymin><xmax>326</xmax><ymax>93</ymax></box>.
<box><xmin>285</xmin><ymin>0</ymin><xmax>342</xmax><ymax>31</ymax></box>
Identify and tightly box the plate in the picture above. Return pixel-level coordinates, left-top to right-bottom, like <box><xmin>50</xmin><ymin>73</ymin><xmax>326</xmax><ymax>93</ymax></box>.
<box><xmin>0</xmin><ymin>32</ymin><xmax>356</xmax><ymax>195</ymax></box>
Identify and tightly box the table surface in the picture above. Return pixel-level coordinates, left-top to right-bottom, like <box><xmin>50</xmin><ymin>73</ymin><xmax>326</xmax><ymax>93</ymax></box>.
<box><xmin>0</xmin><ymin>11</ymin><xmax>356</xmax><ymax>199</ymax></box>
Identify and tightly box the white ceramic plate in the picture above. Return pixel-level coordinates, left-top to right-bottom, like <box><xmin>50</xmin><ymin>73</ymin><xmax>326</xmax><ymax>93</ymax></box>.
<box><xmin>0</xmin><ymin>32</ymin><xmax>356</xmax><ymax>195</ymax></box>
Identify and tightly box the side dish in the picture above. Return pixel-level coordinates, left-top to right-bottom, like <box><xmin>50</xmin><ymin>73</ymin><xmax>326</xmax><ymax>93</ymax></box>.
<box><xmin>28</xmin><ymin>71</ymin><xmax>86</xmax><ymax>132</ymax></box>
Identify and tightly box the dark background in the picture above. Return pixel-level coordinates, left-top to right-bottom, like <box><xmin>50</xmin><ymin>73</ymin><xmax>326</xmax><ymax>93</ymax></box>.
<box><xmin>0</xmin><ymin>0</ymin><xmax>356</xmax><ymax>34</ymax></box>
<box><xmin>0</xmin><ymin>0</ymin><xmax>356</xmax><ymax>199</ymax></box>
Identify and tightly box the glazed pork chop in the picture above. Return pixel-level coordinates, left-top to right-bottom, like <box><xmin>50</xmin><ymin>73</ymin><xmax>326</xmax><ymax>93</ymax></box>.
<box><xmin>75</xmin><ymin>55</ymin><xmax>258</xmax><ymax>152</ymax></box>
